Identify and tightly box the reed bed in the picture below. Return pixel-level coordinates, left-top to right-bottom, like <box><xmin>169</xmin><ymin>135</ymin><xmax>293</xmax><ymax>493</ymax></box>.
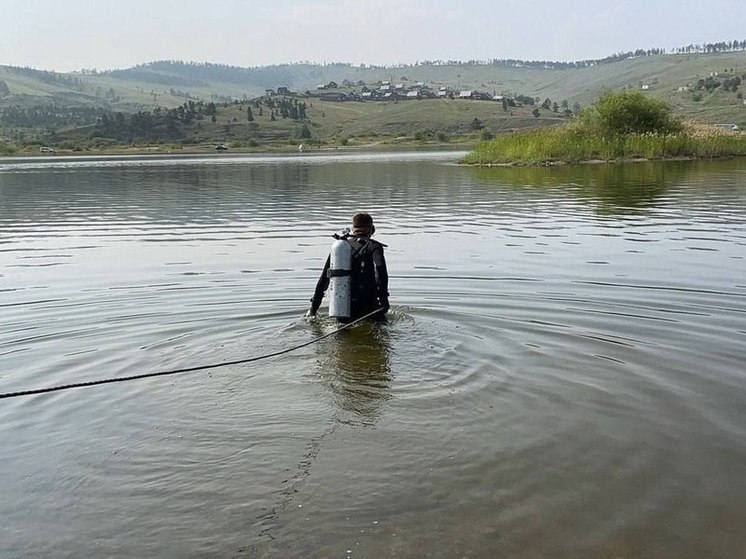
<box><xmin>461</xmin><ymin>122</ymin><xmax>746</xmax><ymax>165</ymax></box>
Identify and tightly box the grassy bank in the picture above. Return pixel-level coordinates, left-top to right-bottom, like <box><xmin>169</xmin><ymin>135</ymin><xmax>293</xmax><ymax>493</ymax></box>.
<box><xmin>461</xmin><ymin>90</ymin><xmax>746</xmax><ymax>165</ymax></box>
<box><xmin>461</xmin><ymin>122</ymin><xmax>746</xmax><ymax>165</ymax></box>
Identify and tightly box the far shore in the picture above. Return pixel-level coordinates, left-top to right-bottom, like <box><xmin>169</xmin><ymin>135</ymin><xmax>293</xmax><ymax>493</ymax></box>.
<box><xmin>0</xmin><ymin>139</ymin><xmax>475</xmax><ymax>159</ymax></box>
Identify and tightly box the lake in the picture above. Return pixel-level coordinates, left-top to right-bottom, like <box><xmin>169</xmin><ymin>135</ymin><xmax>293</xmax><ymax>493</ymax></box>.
<box><xmin>1</xmin><ymin>151</ymin><xmax>745</xmax><ymax>558</ymax></box>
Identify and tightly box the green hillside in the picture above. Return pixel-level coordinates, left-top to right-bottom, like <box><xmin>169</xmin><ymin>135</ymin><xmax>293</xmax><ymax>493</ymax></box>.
<box><xmin>1</xmin><ymin>49</ymin><xmax>745</xmax><ymax>153</ymax></box>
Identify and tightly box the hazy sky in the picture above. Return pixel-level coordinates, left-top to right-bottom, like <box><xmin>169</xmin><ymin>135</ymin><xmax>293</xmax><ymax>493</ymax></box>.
<box><xmin>3</xmin><ymin>0</ymin><xmax>745</xmax><ymax>71</ymax></box>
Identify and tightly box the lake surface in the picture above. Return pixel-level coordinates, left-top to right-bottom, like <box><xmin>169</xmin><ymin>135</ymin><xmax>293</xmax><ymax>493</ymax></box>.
<box><xmin>1</xmin><ymin>151</ymin><xmax>745</xmax><ymax>558</ymax></box>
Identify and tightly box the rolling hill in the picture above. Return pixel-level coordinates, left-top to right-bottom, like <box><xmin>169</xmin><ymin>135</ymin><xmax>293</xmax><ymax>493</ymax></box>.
<box><xmin>1</xmin><ymin>48</ymin><xmax>745</xmax><ymax>152</ymax></box>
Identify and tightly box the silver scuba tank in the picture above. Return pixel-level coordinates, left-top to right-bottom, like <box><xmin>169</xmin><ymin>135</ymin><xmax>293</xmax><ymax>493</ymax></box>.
<box><xmin>328</xmin><ymin>238</ymin><xmax>352</xmax><ymax>318</ymax></box>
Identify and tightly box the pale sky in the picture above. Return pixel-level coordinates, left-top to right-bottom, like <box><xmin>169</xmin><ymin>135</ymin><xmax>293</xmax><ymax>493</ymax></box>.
<box><xmin>2</xmin><ymin>0</ymin><xmax>745</xmax><ymax>72</ymax></box>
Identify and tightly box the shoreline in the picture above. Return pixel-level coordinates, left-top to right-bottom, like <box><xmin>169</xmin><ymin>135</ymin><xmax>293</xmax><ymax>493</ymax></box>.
<box><xmin>0</xmin><ymin>143</ymin><xmax>472</xmax><ymax>162</ymax></box>
<box><xmin>460</xmin><ymin>154</ymin><xmax>744</xmax><ymax>167</ymax></box>
<box><xmin>0</xmin><ymin>140</ymin><xmax>473</xmax><ymax>159</ymax></box>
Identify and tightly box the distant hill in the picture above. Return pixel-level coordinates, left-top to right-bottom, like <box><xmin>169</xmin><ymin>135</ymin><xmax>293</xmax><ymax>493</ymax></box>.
<box><xmin>1</xmin><ymin>45</ymin><xmax>745</xmax><ymax>151</ymax></box>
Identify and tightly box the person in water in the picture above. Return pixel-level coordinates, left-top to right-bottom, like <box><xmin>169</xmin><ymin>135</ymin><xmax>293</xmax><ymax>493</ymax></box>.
<box><xmin>307</xmin><ymin>212</ymin><xmax>390</xmax><ymax>320</ymax></box>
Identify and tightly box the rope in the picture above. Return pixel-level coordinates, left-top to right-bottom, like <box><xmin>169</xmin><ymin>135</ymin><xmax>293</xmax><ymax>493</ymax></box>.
<box><xmin>0</xmin><ymin>308</ymin><xmax>384</xmax><ymax>400</ymax></box>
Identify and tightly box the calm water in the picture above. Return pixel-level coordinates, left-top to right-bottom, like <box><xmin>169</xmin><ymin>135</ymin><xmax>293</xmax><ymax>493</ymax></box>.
<box><xmin>1</xmin><ymin>151</ymin><xmax>745</xmax><ymax>558</ymax></box>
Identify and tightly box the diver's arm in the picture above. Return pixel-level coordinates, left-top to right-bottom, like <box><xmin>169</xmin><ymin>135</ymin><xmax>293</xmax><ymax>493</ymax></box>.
<box><xmin>309</xmin><ymin>255</ymin><xmax>331</xmax><ymax>315</ymax></box>
<box><xmin>372</xmin><ymin>245</ymin><xmax>389</xmax><ymax>311</ymax></box>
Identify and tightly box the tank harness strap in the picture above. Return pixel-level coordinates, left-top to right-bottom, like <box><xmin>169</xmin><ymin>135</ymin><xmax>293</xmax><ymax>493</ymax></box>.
<box><xmin>348</xmin><ymin>238</ymin><xmax>368</xmax><ymax>259</ymax></box>
<box><xmin>327</xmin><ymin>268</ymin><xmax>352</xmax><ymax>278</ymax></box>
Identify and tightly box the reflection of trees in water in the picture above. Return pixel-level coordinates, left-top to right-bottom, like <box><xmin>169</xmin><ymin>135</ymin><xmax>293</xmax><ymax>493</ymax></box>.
<box><xmin>311</xmin><ymin>321</ymin><xmax>392</xmax><ymax>427</ymax></box>
<box><xmin>471</xmin><ymin>160</ymin><xmax>698</xmax><ymax>215</ymax></box>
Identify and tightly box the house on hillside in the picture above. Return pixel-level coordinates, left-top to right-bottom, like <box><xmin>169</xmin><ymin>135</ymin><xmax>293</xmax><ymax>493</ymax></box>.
<box><xmin>437</xmin><ymin>86</ymin><xmax>453</xmax><ymax>98</ymax></box>
<box><xmin>459</xmin><ymin>90</ymin><xmax>492</xmax><ymax>101</ymax></box>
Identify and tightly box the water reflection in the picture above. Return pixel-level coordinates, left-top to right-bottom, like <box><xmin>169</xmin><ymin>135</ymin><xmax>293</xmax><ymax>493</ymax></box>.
<box><xmin>311</xmin><ymin>320</ymin><xmax>392</xmax><ymax>427</ymax></box>
<box><xmin>2</xmin><ymin>153</ymin><xmax>746</xmax><ymax>558</ymax></box>
<box><xmin>470</xmin><ymin>161</ymin><xmax>695</xmax><ymax>214</ymax></box>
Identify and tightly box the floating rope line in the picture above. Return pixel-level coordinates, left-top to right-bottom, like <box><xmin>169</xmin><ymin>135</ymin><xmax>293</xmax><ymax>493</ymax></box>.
<box><xmin>0</xmin><ymin>308</ymin><xmax>384</xmax><ymax>400</ymax></box>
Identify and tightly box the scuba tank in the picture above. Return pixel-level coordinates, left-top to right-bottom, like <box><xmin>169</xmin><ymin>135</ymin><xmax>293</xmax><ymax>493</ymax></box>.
<box><xmin>328</xmin><ymin>234</ymin><xmax>353</xmax><ymax>319</ymax></box>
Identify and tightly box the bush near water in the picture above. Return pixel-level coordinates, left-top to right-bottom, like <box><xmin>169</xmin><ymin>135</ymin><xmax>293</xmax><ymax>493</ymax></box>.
<box><xmin>462</xmin><ymin>91</ymin><xmax>746</xmax><ymax>165</ymax></box>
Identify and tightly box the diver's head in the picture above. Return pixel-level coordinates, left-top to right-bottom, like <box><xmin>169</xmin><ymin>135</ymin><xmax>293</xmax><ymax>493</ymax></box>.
<box><xmin>352</xmin><ymin>212</ymin><xmax>375</xmax><ymax>236</ymax></box>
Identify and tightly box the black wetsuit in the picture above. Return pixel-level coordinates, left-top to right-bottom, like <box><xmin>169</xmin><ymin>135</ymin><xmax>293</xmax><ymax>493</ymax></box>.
<box><xmin>311</xmin><ymin>235</ymin><xmax>389</xmax><ymax>320</ymax></box>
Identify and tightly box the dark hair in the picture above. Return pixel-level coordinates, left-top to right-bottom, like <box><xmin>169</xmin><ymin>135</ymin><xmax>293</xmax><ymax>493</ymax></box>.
<box><xmin>352</xmin><ymin>212</ymin><xmax>373</xmax><ymax>228</ymax></box>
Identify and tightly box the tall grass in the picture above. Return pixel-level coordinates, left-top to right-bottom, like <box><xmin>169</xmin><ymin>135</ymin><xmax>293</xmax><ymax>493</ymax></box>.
<box><xmin>461</xmin><ymin>122</ymin><xmax>746</xmax><ymax>165</ymax></box>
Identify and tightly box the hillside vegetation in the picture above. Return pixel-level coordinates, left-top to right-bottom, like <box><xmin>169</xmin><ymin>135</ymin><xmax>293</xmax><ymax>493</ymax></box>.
<box><xmin>1</xmin><ymin>46</ymin><xmax>745</xmax><ymax>154</ymax></box>
<box><xmin>462</xmin><ymin>91</ymin><xmax>746</xmax><ymax>165</ymax></box>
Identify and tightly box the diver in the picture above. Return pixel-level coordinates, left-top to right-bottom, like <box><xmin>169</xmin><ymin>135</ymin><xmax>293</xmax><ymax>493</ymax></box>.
<box><xmin>306</xmin><ymin>212</ymin><xmax>389</xmax><ymax>321</ymax></box>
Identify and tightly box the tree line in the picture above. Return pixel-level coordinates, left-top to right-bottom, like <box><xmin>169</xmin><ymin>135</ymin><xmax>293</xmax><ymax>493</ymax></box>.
<box><xmin>415</xmin><ymin>41</ymin><xmax>745</xmax><ymax>70</ymax></box>
<box><xmin>0</xmin><ymin>105</ymin><xmax>101</xmax><ymax>127</ymax></box>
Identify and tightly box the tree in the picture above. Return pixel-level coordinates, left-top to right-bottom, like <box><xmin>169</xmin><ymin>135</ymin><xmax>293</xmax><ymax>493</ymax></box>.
<box><xmin>247</xmin><ymin>106</ymin><xmax>254</xmax><ymax>122</ymax></box>
<box><xmin>470</xmin><ymin>117</ymin><xmax>484</xmax><ymax>130</ymax></box>
<box><xmin>299</xmin><ymin>123</ymin><xmax>312</xmax><ymax>139</ymax></box>
<box><xmin>532</xmin><ymin>108</ymin><xmax>541</xmax><ymax>118</ymax></box>
<box><xmin>582</xmin><ymin>90</ymin><xmax>681</xmax><ymax>135</ymax></box>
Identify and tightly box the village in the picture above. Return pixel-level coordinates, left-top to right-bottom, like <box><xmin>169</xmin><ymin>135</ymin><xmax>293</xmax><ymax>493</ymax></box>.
<box><xmin>268</xmin><ymin>80</ymin><xmax>503</xmax><ymax>103</ymax></box>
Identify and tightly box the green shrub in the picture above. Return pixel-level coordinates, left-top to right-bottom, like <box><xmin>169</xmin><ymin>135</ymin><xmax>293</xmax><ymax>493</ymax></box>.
<box><xmin>578</xmin><ymin>90</ymin><xmax>682</xmax><ymax>136</ymax></box>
